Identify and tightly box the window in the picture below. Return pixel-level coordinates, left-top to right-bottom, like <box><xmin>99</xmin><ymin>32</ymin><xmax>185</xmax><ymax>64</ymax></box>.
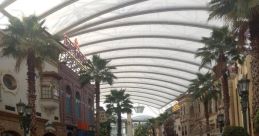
<box><xmin>65</xmin><ymin>86</ymin><xmax>72</xmax><ymax>115</ymax></box>
<box><xmin>41</xmin><ymin>86</ymin><xmax>52</xmax><ymax>98</ymax></box>
<box><xmin>75</xmin><ymin>92</ymin><xmax>80</xmax><ymax>118</ymax></box>
<box><xmin>3</xmin><ymin>74</ymin><xmax>17</xmax><ymax>90</ymax></box>
<box><xmin>198</xmin><ymin>104</ymin><xmax>201</xmax><ymax>113</ymax></box>
<box><xmin>185</xmin><ymin>126</ymin><xmax>187</xmax><ymax>135</ymax></box>
<box><xmin>215</xmin><ymin>100</ymin><xmax>218</xmax><ymax>112</ymax></box>
<box><xmin>88</xmin><ymin>110</ymin><xmax>94</xmax><ymax>124</ymax></box>
<box><xmin>41</xmin><ymin>82</ymin><xmax>59</xmax><ymax>99</ymax></box>
<box><xmin>0</xmin><ymin>84</ymin><xmax>2</xmax><ymax>101</ymax></box>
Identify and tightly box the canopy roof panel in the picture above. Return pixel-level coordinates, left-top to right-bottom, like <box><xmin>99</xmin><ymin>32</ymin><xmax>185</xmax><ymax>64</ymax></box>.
<box><xmin>0</xmin><ymin>0</ymin><xmax>223</xmax><ymax>109</ymax></box>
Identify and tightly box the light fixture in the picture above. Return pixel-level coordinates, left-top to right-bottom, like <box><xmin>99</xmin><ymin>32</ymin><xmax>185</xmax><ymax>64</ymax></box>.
<box><xmin>16</xmin><ymin>100</ymin><xmax>32</xmax><ymax>136</ymax></box>
<box><xmin>237</xmin><ymin>76</ymin><xmax>250</xmax><ymax>132</ymax></box>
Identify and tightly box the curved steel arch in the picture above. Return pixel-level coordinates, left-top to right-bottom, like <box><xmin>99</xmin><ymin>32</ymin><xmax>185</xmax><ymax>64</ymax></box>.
<box><xmin>100</xmin><ymin>98</ymin><xmax>161</xmax><ymax>109</ymax></box>
<box><xmin>38</xmin><ymin>0</ymin><xmax>79</xmax><ymax>19</ymax></box>
<box><xmin>100</xmin><ymin>97</ymin><xmax>163</xmax><ymax>108</ymax></box>
<box><xmin>100</xmin><ymin>95</ymin><xmax>167</xmax><ymax>105</ymax></box>
<box><xmin>56</xmin><ymin>0</ymin><xmax>148</xmax><ymax>35</ymax></box>
<box><xmin>80</xmin><ymin>35</ymin><xmax>201</xmax><ymax>47</ymax></box>
<box><xmin>107</xmin><ymin>63</ymin><xmax>196</xmax><ymax>75</ymax></box>
<box><xmin>101</xmin><ymin>90</ymin><xmax>172</xmax><ymax>100</ymax></box>
<box><xmin>71</xmin><ymin>20</ymin><xmax>216</xmax><ymax>36</ymax></box>
<box><xmin>104</xmin><ymin>55</ymin><xmax>209</xmax><ymax>69</ymax></box>
<box><xmin>68</xmin><ymin>6</ymin><xmax>209</xmax><ymax>35</ymax></box>
<box><xmin>100</xmin><ymin>86</ymin><xmax>180</xmax><ymax>97</ymax></box>
<box><xmin>101</xmin><ymin>81</ymin><xmax>185</xmax><ymax>93</ymax></box>
<box><xmin>84</xmin><ymin>46</ymin><xmax>196</xmax><ymax>56</ymax></box>
<box><xmin>112</xmin><ymin>76</ymin><xmax>188</xmax><ymax>88</ymax></box>
<box><xmin>113</xmin><ymin>70</ymin><xmax>192</xmax><ymax>82</ymax></box>
<box><xmin>101</xmin><ymin>87</ymin><xmax>172</xmax><ymax>100</ymax></box>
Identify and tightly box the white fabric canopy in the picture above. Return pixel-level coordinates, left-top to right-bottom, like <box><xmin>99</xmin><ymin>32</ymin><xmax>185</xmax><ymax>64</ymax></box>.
<box><xmin>0</xmin><ymin>0</ymin><xmax>223</xmax><ymax>109</ymax></box>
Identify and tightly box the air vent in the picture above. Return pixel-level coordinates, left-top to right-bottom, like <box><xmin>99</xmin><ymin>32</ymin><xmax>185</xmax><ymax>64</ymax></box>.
<box><xmin>36</xmin><ymin>112</ymin><xmax>42</xmax><ymax>117</ymax></box>
<box><xmin>5</xmin><ymin>105</ymin><xmax>15</xmax><ymax>111</ymax></box>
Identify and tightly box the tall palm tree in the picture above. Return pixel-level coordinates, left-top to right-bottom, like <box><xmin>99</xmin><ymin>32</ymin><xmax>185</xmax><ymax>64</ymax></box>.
<box><xmin>188</xmin><ymin>73</ymin><xmax>220</xmax><ymax>136</ymax></box>
<box><xmin>208</xmin><ymin>0</ymin><xmax>259</xmax><ymax>116</ymax></box>
<box><xmin>0</xmin><ymin>15</ymin><xmax>61</xmax><ymax>135</ymax></box>
<box><xmin>79</xmin><ymin>55</ymin><xmax>116</xmax><ymax>136</ymax></box>
<box><xmin>104</xmin><ymin>89</ymin><xmax>133</xmax><ymax>136</ymax></box>
<box><xmin>156</xmin><ymin>112</ymin><xmax>171</xmax><ymax>136</ymax></box>
<box><xmin>148</xmin><ymin>118</ymin><xmax>156</xmax><ymax>136</ymax></box>
<box><xmin>196</xmin><ymin>26</ymin><xmax>244</xmax><ymax>126</ymax></box>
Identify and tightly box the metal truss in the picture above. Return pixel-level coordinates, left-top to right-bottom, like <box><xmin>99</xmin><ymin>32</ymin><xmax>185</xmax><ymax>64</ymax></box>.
<box><xmin>80</xmin><ymin>35</ymin><xmax>201</xmax><ymax>47</ymax></box>
<box><xmin>59</xmin><ymin>35</ymin><xmax>87</xmax><ymax>73</ymax></box>
<box><xmin>67</xmin><ymin>6</ymin><xmax>209</xmax><ymax>35</ymax></box>
<box><xmin>56</xmin><ymin>0</ymin><xmax>148</xmax><ymax>35</ymax></box>
<box><xmin>101</xmin><ymin>81</ymin><xmax>185</xmax><ymax>93</ymax></box>
<box><xmin>100</xmin><ymin>86</ymin><xmax>179</xmax><ymax>97</ymax></box>
<box><xmin>70</xmin><ymin>20</ymin><xmax>216</xmax><ymax>36</ymax></box>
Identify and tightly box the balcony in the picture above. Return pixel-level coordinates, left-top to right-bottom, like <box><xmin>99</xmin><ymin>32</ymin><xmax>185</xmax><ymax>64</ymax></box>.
<box><xmin>39</xmin><ymin>71</ymin><xmax>61</xmax><ymax>112</ymax></box>
<box><xmin>40</xmin><ymin>85</ymin><xmax>59</xmax><ymax>111</ymax></box>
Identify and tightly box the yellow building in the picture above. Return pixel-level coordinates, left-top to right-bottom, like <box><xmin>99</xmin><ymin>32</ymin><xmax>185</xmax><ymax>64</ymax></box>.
<box><xmin>169</xmin><ymin>55</ymin><xmax>256</xmax><ymax>136</ymax></box>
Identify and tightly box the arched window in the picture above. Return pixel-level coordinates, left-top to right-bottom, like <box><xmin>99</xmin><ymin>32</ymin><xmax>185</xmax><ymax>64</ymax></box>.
<box><xmin>75</xmin><ymin>92</ymin><xmax>80</xmax><ymax>118</ymax></box>
<box><xmin>65</xmin><ymin>86</ymin><xmax>72</xmax><ymax>115</ymax></box>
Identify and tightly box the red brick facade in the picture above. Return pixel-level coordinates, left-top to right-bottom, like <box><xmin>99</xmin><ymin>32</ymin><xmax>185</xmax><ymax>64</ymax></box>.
<box><xmin>58</xmin><ymin>63</ymin><xmax>95</xmax><ymax>135</ymax></box>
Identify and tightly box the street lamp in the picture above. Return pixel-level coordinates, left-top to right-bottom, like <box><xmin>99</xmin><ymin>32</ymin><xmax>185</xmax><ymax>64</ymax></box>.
<box><xmin>217</xmin><ymin>113</ymin><xmax>224</xmax><ymax>133</ymax></box>
<box><xmin>237</xmin><ymin>76</ymin><xmax>250</xmax><ymax>131</ymax></box>
<box><xmin>16</xmin><ymin>100</ymin><xmax>32</xmax><ymax>136</ymax></box>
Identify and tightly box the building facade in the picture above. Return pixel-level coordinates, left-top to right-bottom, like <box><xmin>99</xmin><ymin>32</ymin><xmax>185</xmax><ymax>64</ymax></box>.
<box><xmin>169</xmin><ymin>55</ymin><xmax>256</xmax><ymax>136</ymax></box>
<box><xmin>0</xmin><ymin>32</ymin><xmax>95</xmax><ymax>136</ymax></box>
<box><xmin>59</xmin><ymin>63</ymin><xmax>95</xmax><ymax>136</ymax></box>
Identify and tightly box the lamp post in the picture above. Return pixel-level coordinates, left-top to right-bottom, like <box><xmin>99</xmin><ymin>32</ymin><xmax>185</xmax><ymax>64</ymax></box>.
<box><xmin>217</xmin><ymin>113</ymin><xmax>224</xmax><ymax>134</ymax></box>
<box><xmin>16</xmin><ymin>100</ymin><xmax>32</xmax><ymax>136</ymax></box>
<box><xmin>237</xmin><ymin>76</ymin><xmax>250</xmax><ymax>131</ymax></box>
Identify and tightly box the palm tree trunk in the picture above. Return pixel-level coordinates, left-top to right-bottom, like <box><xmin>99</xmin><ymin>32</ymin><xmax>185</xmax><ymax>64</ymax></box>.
<box><xmin>250</xmin><ymin>11</ymin><xmax>259</xmax><ymax>136</ymax></box>
<box><xmin>249</xmin><ymin>9</ymin><xmax>259</xmax><ymax>119</ymax></box>
<box><xmin>158</xmin><ymin>126</ymin><xmax>162</xmax><ymax>136</ymax></box>
<box><xmin>222</xmin><ymin>73</ymin><xmax>230</xmax><ymax>126</ymax></box>
<box><xmin>117</xmin><ymin>111</ymin><xmax>122</xmax><ymax>136</ymax></box>
<box><xmin>27</xmin><ymin>49</ymin><xmax>37</xmax><ymax>135</ymax></box>
<box><xmin>204</xmin><ymin>101</ymin><xmax>210</xmax><ymax>136</ymax></box>
<box><xmin>95</xmin><ymin>81</ymin><xmax>100</xmax><ymax>136</ymax></box>
<box><xmin>152</xmin><ymin>126</ymin><xmax>155</xmax><ymax>136</ymax></box>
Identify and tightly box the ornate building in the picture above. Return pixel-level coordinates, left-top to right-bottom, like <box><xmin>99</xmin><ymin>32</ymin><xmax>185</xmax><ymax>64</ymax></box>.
<box><xmin>0</xmin><ymin>32</ymin><xmax>95</xmax><ymax>136</ymax></box>
<box><xmin>59</xmin><ymin>62</ymin><xmax>95</xmax><ymax>136</ymax></box>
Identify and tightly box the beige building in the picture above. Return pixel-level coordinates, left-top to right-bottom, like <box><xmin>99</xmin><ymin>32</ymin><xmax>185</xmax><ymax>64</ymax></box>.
<box><xmin>0</xmin><ymin>31</ymin><xmax>65</xmax><ymax>136</ymax></box>
<box><xmin>171</xmin><ymin>94</ymin><xmax>221</xmax><ymax>136</ymax></box>
<box><xmin>169</xmin><ymin>55</ymin><xmax>256</xmax><ymax>136</ymax></box>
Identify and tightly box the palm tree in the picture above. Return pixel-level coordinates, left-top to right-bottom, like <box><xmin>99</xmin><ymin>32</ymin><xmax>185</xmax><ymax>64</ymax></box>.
<box><xmin>196</xmin><ymin>26</ymin><xmax>244</xmax><ymax>126</ymax></box>
<box><xmin>147</xmin><ymin>112</ymin><xmax>171</xmax><ymax>136</ymax></box>
<box><xmin>188</xmin><ymin>73</ymin><xmax>220</xmax><ymax>136</ymax></box>
<box><xmin>148</xmin><ymin>118</ymin><xmax>156</xmax><ymax>136</ymax></box>
<box><xmin>104</xmin><ymin>89</ymin><xmax>133</xmax><ymax>136</ymax></box>
<box><xmin>0</xmin><ymin>15</ymin><xmax>61</xmax><ymax>134</ymax></box>
<box><xmin>79</xmin><ymin>55</ymin><xmax>116</xmax><ymax>136</ymax></box>
<box><xmin>156</xmin><ymin>112</ymin><xmax>171</xmax><ymax>136</ymax></box>
<box><xmin>208</xmin><ymin>0</ymin><xmax>259</xmax><ymax>116</ymax></box>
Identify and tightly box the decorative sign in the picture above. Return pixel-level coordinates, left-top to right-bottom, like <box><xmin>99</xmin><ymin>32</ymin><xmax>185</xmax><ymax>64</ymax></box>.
<box><xmin>172</xmin><ymin>101</ymin><xmax>180</xmax><ymax>112</ymax></box>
